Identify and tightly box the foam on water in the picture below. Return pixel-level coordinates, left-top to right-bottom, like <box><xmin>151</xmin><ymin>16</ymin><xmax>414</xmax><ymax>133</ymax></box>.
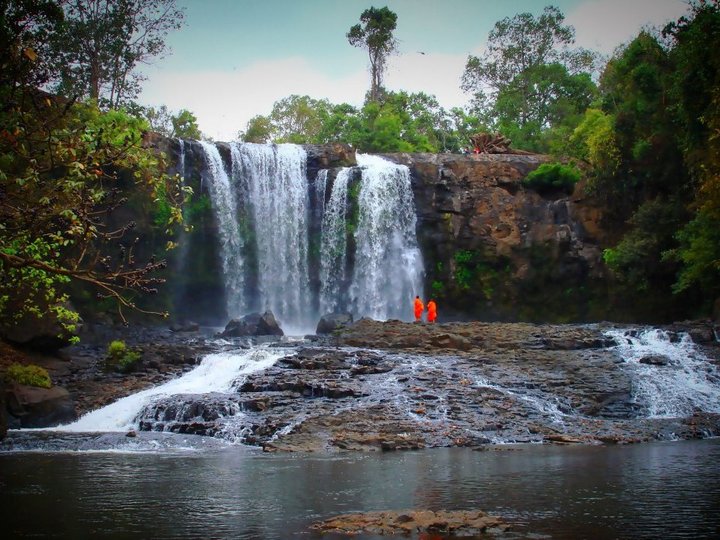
<box><xmin>49</xmin><ymin>348</ymin><xmax>284</xmax><ymax>433</ymax></box>
<box><xmin>606</xmin><ymin>328</ymin><xmax>720</xmax><ymax>418</ymax></box>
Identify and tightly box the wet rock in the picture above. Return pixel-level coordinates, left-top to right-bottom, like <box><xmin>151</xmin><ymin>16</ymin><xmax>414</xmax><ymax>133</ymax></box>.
<box><xmin>639</xmin><ymin>354</ymin><xmax>672</xmax><ymax>366</ymax></box>
<box><xmin>5</xmin><ymin>384</ymin><xmax>77</xmax><ymax>428</ymax></box>
<box><xmin>429</xmin><ymin>333</ymin><xmax>473</xmax><ymax>351</ymax></box>
<box><xmin>316</xmin><ymin>312</ymin><xmax>353</xmax><ymax>335</ymax></box>
<box><xmin>278</xmin><ymin>348</ymin><xmax>349</xmax><ymax>370</ymax></box>
<box><xmin>221</xmin><ymin>311</ymin><xmax>284</xmax><ymax>337</ymax></box>
<box><xmin>169</xmin><ymin>321</ymin><xmax>200</xmax><ymax>333</ymax></box>
<box><xmin>311</xmin><ymin>509</ymin><xmax>507</xmax><ymax>536</ymax></box>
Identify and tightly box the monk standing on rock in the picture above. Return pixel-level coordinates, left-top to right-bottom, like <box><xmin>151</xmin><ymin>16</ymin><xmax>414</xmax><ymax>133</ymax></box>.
<box><xmin>414</xmin><ymin>295</ymin><xmax>424</xmax><ymax>322</ymax></box>
<box><xmin>427</xmin><ymin>299</ymin><xmax>437</xmax><ymax>323</ymax></box>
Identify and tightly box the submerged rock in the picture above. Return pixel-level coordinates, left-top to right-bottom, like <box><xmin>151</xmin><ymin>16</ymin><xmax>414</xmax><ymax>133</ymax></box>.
<box><xmin>311</xmin><ymin>509</ymin><xmax>508</xmax><ymax>536</ymax></box>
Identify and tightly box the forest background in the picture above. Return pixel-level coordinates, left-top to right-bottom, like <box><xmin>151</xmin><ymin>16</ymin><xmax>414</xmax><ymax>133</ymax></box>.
<box><xmin>1</xmin><ymin>0</ymin><xmax>719</xmax><ymax>338</ymax></box>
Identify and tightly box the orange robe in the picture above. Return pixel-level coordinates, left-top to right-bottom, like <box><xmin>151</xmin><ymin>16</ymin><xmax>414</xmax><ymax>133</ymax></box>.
<box><xmin>414</xmin><ymin>298</ymin><xmax>424</xmax><ymax>321</ymax></box>
<box><xmin>427</xmin><ymin>301</ymin><xmax>437</xmax><ymax>323</ymax></box>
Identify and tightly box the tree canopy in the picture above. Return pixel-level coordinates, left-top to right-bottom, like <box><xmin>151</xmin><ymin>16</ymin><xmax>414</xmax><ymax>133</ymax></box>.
<box><xmin>461</xmin><ymin>5</ymin><xmax>597</xmax><ymax>152</ymax></box>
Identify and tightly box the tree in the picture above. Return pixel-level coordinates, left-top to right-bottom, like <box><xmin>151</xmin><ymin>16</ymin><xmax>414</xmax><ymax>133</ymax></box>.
<box><xmin>239</xmin><ymin>114</ymin><xmax>274</xmax><ymax>143</ymax></box>
<box><xmin>47</xmin><ymin>0</ymin><xmax>184</xmax><ymax>108</ymax></box>
<box><xmin>662</xmin><ymin>1</ymin><xmax>720</xmax><ymax>300</ymax></box>
<box><xmin>145</xmin><ymin>106</ymin><xmax>202</xmax><ymax>139</ymax></box>
<box><xmin>171</xmin><ymin>109</ymin><xmax>201</xmax><ymax>139</ymax></box>
<box><xmin>461</xmin><ymin>6</ymin><xmax>597</xmax><ymax>150</ymax></box>
<box><xmin>1</xmin><ymin>3</ymin><xmax>187</xmax><ymax>335</ymax></box>
<box><xmin>269</xmin><ymin>95</ymin><xmax>331</xmax><ymax>143</ymax></box>
<box><xmin>347</xmin><ymin>6</ymin><xmax>398</xmax><ymax>102</ymax></box>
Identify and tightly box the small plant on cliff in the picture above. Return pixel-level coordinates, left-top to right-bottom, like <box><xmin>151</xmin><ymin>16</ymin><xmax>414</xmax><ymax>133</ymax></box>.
<box><xmin>5</xmin><ymin>363</ymin><xmax>52</xmax><ymax>389</ymax></box>
<box><xmin>522</xmin><ymin>163</ymin><xmax>581</xmax><ymax>195</ymax></box>
<box><xmin>106</xmin><ymin>340</ymin><xmax>142</xmax><ymax>373</ymax></box>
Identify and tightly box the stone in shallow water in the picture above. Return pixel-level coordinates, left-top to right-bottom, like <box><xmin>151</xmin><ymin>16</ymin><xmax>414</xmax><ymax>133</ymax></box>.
<box><xmin>310</xmin><ymin>509</ymin><xmax>508</xmax><ymax>536</ymax></box>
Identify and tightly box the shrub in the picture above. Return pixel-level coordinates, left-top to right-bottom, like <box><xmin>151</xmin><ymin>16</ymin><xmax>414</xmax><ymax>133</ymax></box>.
<box><xmin>106</xmin><ymin>340</ymin><xmax>142</xmax><ymax>373</ymax></box>
<box><xmin>5</xmin><ymin>363</ymin><xmax>52</xmax><ymax>388</ymax></box>
<box><xmin>523</xmin><ymin>163</ymin><xmax>581</xmax><ymax>195</ymax></box>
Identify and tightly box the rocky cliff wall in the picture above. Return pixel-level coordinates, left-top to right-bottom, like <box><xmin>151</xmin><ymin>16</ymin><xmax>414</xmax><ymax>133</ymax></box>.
<box><xmin>381</xmin><ymin>152</ymin><xmax>610</xmax><ymax>321</ymax></box>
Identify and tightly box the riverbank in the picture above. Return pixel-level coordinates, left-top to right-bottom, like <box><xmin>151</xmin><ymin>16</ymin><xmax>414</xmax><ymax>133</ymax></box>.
<box><xmin>2</xmin><ymin>319</ymin><xmax>719</xmax><ymax>449</ymax></box>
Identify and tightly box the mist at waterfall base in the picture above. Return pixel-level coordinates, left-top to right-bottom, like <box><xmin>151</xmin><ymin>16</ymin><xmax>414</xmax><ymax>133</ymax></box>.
<box><xmin>185</xmin><ymin>142</ymin><xmax>424</xmax><ymax>333</ymax></box>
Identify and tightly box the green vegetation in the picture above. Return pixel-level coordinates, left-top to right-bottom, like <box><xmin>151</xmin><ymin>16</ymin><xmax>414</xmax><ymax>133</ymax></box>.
<box><xmin>5</xmin><ymin>363</ymin><xmax>52</xmax><ymax>388</ymax></box>
<box><xmin>0</xmin><ymin>0</ymin><xmax>188</xmax><ymax>336</ymax></box>
<box><xmin>106</xmin><ymin>340</ymin><xmax>142</xmax><ymax>372</ymax></box>
<box><xmin>523</xmin><ymin>163</ymin><xmax>581</xmax><ymax>195</ymax></box>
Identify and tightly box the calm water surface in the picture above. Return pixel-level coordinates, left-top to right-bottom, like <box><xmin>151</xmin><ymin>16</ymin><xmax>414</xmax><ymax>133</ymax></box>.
<box><xmin>1</xmin><ymin>438</ymin><xmax>719</xmax><ymax>539</ymax></box>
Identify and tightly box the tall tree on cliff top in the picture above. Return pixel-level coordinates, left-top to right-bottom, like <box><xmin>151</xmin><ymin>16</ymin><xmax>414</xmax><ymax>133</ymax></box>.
<box><xmin>461</xmin><ymin>5</ymin><xmax>596</xmax><ymax>150</ymax></box>
<box><xmin>48</xmin><ymin>0</ymin><xmax>184</xmax><ymax>108</ymax></box>
<box><xmin>347</xmin><ymin>6</ymin><xmax>398</xmax><ymax>102</ymax></box>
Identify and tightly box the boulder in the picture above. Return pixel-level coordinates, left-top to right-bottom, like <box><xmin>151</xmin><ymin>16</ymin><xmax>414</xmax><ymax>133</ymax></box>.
<box><xmin>1</xmin><ymin>304</ymin><xmax>79</xmax><ymax>353</ymax></box>
<box><xmin>639</xmin><ymin>355</ymin><xmax>672</xmax><ymax>366</ymax></box>
<box><xmin>5</xmin><ymin>384</ymin><xmax>77</xmax><ymax>428</ymax></box>
<box><xmin>316</xmin><ymin>312</ymin><xmax>353</xmax><ymax>335</ymax></box>
<box><xmin>221</xmin><ymin>311</ymin><xmax>284</xmax><ymax>337</ymax></box>
<box><xmin>169</xmin><ymin>321</ymin><xmax>200</xmax><ymax>333</ymax></box>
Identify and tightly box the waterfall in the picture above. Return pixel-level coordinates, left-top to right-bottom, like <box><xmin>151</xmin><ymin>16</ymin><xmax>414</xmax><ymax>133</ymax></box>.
<box><xmin>197</xmin><ymin>143</ymin><xmax>425</xmax><ymax>330</ymax></box>
<box><xmin>349</xmin><ymin>154</ymin><xmax>424</xmax><ymax>320</ymax></box>
<box><xmin>319</xmin><ymin>168</ymin><xmax>351</xmax><ymax>314</ymax></box>
<box><xmin>231</xmin><ymin>143</ymin><xmax>312</xmax><ymax>332</ymax></box>
<box><xmin>199</xmin><ymin>141</ymin><xmax>246</xmax><ymax>318</ymax></box>
<box><xmin>606</xmin><ymin>328</ymin><xmax>720</xmax><ymax>418</ymax></box>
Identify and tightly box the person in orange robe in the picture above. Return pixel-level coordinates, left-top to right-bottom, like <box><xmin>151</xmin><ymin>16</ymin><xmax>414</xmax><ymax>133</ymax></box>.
<box><xmin>427</xmin><ymin>299</ymin><xmax>437</xmax><ymax>323</ymax></box>
<box><xmin>414</xmin><ymin>295</ymin><xmax>424</xmax><ymax>322</ymax></box>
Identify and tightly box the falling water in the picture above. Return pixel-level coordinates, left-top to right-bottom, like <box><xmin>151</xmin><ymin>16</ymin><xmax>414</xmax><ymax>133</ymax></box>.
<box><xmin>314</xmin><ymin>169</ymin><xmax>328</xmax><ymax>217</ymax></box>
<box><xmin>606</xmin><ymin>328</ymin><xmax>720</xmax><ymax>417</ymax></box>
<box><xmin>349</xmin><ymin>154</ymin><xmax>424</xmax><ymax>320</ymax></box>
<box><xmin>199</xmin><ymin>141</ymin><xmax>246</xmax><ymax>318</ymax></box>
<box><xmin>53</xmin><ymin>348</ymin><xmax>284</xmax><ymax>433</ymax></box>
<box><xmin>319</xmin><ymin>168</ymin><xmax>352</xmax><ymax>314</ymax></box>
<box><xmin>231</xmin><ymin>143</ymin><xmax>312</xmax><ymax>331</ymax></box>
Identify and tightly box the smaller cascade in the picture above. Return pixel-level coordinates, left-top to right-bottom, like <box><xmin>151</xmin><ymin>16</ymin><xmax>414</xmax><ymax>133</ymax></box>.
<box><xmin>55</xmin><ymin>348</ymin><xmax>284</xmax><ymax>433</ymax></box>
<box><xmin>349</xmin><ymin>154</ymin><xmax>424</xmax><ymax>320</ymax></box>
<box><xmin>199</xmin><ymin>141</ymin><xmax>246</xmax><ymax>318</ymax></box>
<box><xmin>319</xmin><ymin>168</ymin><xmax>352</xmax><ymax>314</ymax></box>
<box><xmin>606</xmin><ymin>328</ymin><xmax>720</xmax><ymax>418</ymax></box>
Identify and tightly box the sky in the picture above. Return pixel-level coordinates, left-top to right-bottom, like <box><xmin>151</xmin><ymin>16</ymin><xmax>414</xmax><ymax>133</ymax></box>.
<box><xmin>137</xmin><ymin>0</ymin><xmax>691</xmax><ymax>141</ymax></box>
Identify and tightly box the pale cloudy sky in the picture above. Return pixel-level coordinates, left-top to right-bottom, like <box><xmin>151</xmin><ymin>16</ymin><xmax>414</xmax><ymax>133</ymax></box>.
<box><xmin>138</xmin><ymin>0</ymin><xmax>690</xmax><ymax>141</ymax></box>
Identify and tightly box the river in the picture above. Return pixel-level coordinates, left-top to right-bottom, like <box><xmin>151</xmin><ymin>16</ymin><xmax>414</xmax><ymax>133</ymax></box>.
<box><xmin>1</xmin><ymin>437</ymin><xmax>718</xmax><ymax>539</ymax></box>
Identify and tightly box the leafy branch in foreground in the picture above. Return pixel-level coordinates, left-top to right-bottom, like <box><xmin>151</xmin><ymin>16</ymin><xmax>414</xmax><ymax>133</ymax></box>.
<box><xmin>0</xmin><ymin>93</ymin><xmax>189</xmax><ymax>330</ymax></box>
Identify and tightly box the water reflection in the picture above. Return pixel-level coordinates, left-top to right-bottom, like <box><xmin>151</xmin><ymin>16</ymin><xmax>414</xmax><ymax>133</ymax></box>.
<box><xmin>1</xmin><ymin>440</ymin><xmax>719</xmax><ymax>539</ymax></box>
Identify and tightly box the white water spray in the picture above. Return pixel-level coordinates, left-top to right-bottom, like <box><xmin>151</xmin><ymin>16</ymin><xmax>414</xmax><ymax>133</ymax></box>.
<box><xmin>349</xmin><ymin>154</ymin><xmax>424</xmax><ymax>320</ymax></box>
<box><xmin>232</xmin><ymin>143</ymin><xmax>312</xmax><ymax>332</ymax></box>
<box><xmin>607</xmin><ymin>328</ymin><xmax>720</xmax><ymax>417</ymax></box>
<box><xmin>54</xmin><ymin>348</ymin><xmax>284</xmax><ymax>433</ymax></box>
<box><xmin>319</xmin><ymin>168</ymin><xmax>352</xmax><ymax>314</ymax></box>
<box><xmin>200</xmin><ymin>141</ymin><xmax>246</xmax><ymax>318</ymax></box>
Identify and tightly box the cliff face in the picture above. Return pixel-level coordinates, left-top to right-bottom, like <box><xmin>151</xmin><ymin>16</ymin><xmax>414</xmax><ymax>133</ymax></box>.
<box><xmin>383</xmin><ymin>152</ymin><xmax>610</xmax><ymax>321</ymax></box>
<box><xmin>145</xmin><ymin>137</ymin><xmax>617</xmax><ymax>323</ymax></box>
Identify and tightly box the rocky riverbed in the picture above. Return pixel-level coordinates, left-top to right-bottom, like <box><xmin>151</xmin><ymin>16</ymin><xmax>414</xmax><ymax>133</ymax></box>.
<box><xmin>3</xmin><ymin>319</ymin><xmax>719</xmax><ymax>450</ymax></box>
